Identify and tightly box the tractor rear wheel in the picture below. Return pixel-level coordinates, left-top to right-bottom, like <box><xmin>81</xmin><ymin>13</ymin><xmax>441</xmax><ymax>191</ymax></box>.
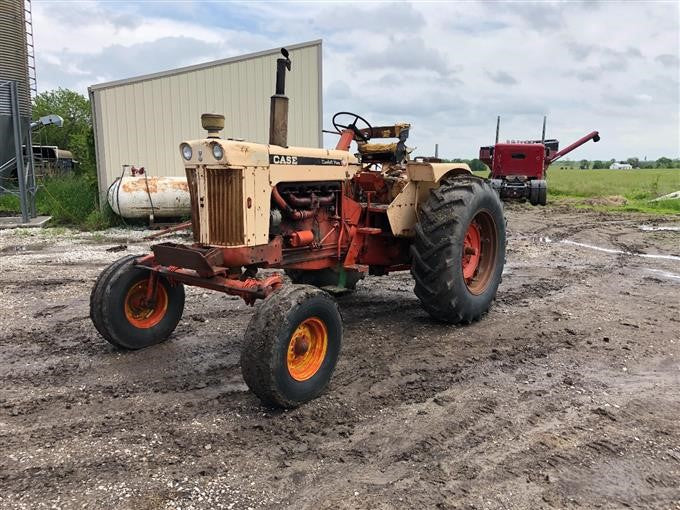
<box><xmin>241</xmin><ymin>285</ymin><xmax>342</xmax><ymax>408</ymax></box>
<box><xmin>90</xmin><ymin>255</ymin><xmax>185</xmax><ymax>349</ymax></box>
<box><xmin>411</xmin><ymin>176</ymin><xmax>505</xmax><ymax>323</ymax></box>
<box><xmin>285</xmin><ymin>266</ymin><xmax>364</xmax><ymax>291</ymax></box>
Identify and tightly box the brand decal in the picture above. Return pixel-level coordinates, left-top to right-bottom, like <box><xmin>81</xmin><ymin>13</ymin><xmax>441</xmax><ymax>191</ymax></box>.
<box><xmin>271</xmin><ymin>154</ymin><xmax>298</xmax><ymax>165</ymax></box>
<box><xmin>269</xmin><ymin>154</ymin><xmax>343</xmax><ymax>166</ymax></box>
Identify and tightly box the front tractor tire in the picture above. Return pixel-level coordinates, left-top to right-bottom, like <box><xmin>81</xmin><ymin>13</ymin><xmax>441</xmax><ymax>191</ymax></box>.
<box><xmin>90</xmin><ymin>255</ymin><xmax>185</xmax><ymax>350</ymax></box>
<box><xmin>411</xmin><ymin>177</ymin><xmax>505</xmax><ymax>324</ymax></box>
<box><xmin>240</xmin><ymin>285</ymin><xmax>342</xmax><ymax>408</ymax></box>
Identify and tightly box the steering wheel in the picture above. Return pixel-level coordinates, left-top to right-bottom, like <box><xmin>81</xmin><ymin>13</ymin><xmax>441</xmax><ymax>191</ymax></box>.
<box><xmin>332</xmin><ymin>111</ymin><xmax>372</xmax><ymax>142</ymax></box>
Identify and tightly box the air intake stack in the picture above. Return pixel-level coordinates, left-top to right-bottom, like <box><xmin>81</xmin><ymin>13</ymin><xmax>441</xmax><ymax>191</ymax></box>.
<box><xmin>269</xmin><ymin>48</ymin><xmax>291</xmax><ymax>147</ymax></box>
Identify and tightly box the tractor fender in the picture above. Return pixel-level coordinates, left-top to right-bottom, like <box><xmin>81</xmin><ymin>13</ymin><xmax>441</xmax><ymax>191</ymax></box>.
<box><xmin>430</xmin><ymin>163</ymin><xmax>473</xmax><ymax>184</ymax></box>
<box><xmin>387</xmin><ymin>162</ymin><xmax>472</xmax><ymax>237</ymax></box>
<box><xmin>405</xmin><ymin>162</ymin><xmax>472</xmax><ymax>184</ymax></box>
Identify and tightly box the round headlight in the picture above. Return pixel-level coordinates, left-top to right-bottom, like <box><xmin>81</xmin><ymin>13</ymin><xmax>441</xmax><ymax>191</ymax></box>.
<box><xmin>181</xmin><ymin>144</ymin><xmax>192</xmax><ymax>161</ymax></box>
<box><xmin>212</xmin><ymin>143</ymin><xmax>224</xmax><ymax>160</ymax></box>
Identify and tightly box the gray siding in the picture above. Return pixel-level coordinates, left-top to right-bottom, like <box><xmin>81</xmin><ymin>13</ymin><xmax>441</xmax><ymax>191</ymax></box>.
<box><xmin>90</xmin><ymin>41</ymin><xmax>322</xmax><ymax>193</ymax></box>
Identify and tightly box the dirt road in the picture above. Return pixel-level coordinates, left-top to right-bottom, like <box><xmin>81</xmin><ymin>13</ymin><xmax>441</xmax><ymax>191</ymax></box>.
<box><xmin>1</xmin><ymin>205</ymin><xmax>679</xmax><ymax>509</ymax></box>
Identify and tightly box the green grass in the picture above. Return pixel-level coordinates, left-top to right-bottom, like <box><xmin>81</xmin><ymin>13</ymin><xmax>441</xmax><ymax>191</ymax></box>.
<box><xmin>474</xmin><ymin>168</ymin><xmax>680</xmax><ymax>215</ymax></box>
<box><xmin>547</xmin><ymin>168</ymin><xmax>679</xmax><ymax>214</ymax></box>
<box><xmin>546</xmin><ymin>168</ymin><xmax>678</xmax><ymax>198</ymax></box>
<box><xmin>0</xmin><ymin>175</ymin><xmax>120</xmax><ymax>229</ymax></box>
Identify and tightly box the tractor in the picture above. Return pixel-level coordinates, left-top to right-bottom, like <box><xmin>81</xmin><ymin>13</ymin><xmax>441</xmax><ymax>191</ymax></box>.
<box><xmin>90</xmin><ymin>49</ymin><xmax>593</xmax><ymax>408</ymax></box>
<box><xmin>480</xmin><ymin>116</ymin><xmax>600</xmax><ymax>205</ymax></box>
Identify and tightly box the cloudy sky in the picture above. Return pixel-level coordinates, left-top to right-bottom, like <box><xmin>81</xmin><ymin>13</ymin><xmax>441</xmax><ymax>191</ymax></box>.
<box><xmin>32</xmin><ymin>0</ymin><xmax>679</xmax><ymax>160</ymax></box>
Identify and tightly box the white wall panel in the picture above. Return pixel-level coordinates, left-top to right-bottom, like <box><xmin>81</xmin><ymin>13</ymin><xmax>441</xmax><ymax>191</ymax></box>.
<box><xmin>90</xmin><ymin>41</ymin><xmax>322</xmax><ymax>193</ymax></box>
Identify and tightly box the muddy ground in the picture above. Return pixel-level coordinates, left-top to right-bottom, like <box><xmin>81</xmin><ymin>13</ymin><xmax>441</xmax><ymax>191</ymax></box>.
<box><xmin>1</xmin><ymin>205</ymin><xmax>679</xmax><ymax>510</ymax></box>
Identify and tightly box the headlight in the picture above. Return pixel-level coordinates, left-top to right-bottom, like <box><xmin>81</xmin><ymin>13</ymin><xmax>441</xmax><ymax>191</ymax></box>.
<box><xmin>212</xmin><ymin>143</ymin><xmax>224</xmax><ymax>160</ymax></box>
<box><xmin>181</xmin><ymin>144</ymin><xmax>192</xmax><ymax>161</ymax></box>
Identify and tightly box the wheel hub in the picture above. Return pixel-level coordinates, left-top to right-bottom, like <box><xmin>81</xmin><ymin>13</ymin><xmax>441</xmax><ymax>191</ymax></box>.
<box><xmin>124</xmin><ymin>280</ymin><xmax>168</xmax><ymax>329</ymax></box>
<box><xmin>461</xmin><ymin>211</ymin><xmax>498</xmax><ymax>295</ymax></box>
<box><xmin>287</xmin><ymin>317</ymin><xmax>328</xmax><ymax>381</ymax></box>
<box><xmin>462</xmin><ymin>222</ymin><xmax>482</xmax><ymax>281</ymax></box>
<box><xmin>293</xmin><ymin>337</ymin><xmax>310</xmax><ymax>356</ymax></box>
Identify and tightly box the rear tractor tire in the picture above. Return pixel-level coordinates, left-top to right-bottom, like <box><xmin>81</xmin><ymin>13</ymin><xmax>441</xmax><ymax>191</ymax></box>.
<box><xmin>529</xmin><ymin>179</ymin><xmax>548</xmax><ymax>206</ymax></box>
<box><xmin>240</xmin><ymin>285</ymin><xmax>342</xmax><ymax>408</ymax></box>
<box><xmin>90</xmin><ymin>255</ymin><xmax>185</xmax><ymax>349</ymax></box>
<box><xmin>411</xmin><ymin>176</ymin><xmax>505</xmax><ymax>324</ymax></box>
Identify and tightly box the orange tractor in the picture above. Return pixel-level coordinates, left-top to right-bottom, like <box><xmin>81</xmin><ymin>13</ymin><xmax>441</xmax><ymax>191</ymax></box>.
<box><xmin>90</xmin><ymin>49</ymin><xmax>595</xmax><ymax>407</ymax></box>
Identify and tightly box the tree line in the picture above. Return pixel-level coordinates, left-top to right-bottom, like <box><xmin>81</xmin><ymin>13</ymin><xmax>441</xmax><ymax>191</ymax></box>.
<box><xmin>32</xmin><ymin>88</ymin><xmax>97</xmax><ymax>187</ymax></box>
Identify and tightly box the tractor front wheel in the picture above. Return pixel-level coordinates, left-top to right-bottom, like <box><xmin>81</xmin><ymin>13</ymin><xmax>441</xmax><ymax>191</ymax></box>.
<box><xmin>90</xmin><ymin>255</ymin><xmax>185</xmax><ymax>349</ymax></box>
<box><xmin>411</xmin><ymin>176</ymin><xmax>505</xmax><ymax>323</ymax></box>
<box><xmin>240</xmin><ymin>285</ymin><xmax>342</xmax><ymax>408</ymax></box>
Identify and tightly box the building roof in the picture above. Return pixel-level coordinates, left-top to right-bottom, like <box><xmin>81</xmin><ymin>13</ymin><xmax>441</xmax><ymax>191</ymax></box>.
<box><xmin>88</xmin><ymin>39</ymin><xmax>322</xmax><ymax>92</ymax></box>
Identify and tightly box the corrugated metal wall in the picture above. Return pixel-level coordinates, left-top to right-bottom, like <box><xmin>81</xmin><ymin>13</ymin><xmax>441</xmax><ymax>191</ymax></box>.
<box><xmin>0</xmin><ymin>0</ymin><xmax>31</xmax><ymax>117</ymax></box>
<box><xmin>90</xmin><ymin>41</ymin><xmax>321</xmax><ymax>193</ymax></box>
<box><xmin>1</xmin><ymin>0</ymin><xmax>32</xmax><ymax>172</ymax></box>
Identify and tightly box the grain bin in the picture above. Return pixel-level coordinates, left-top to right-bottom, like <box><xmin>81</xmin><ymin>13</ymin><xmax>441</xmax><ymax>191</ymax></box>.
<box><xmin>0</xmin><ymin>0</ymin><xmax>32</xmax><ymax>172</ymax></box>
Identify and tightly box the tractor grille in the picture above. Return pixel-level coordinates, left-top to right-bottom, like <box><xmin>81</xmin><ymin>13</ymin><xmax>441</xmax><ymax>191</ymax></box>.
<box><xmin>206</xmin><ymin>168</ymin><xmax>244</xmax><ymax>245</ymax></box>
<box><xmin>185</xmin><ymin>166</ymin><xmax>245</xmax><ymax>246</ymax></box>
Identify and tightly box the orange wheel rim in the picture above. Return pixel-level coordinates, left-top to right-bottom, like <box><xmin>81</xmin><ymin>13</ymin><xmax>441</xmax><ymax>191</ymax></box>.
<box><xmin>287</xmin><ymin>317</ymin><xmax>328</xmax><ymax>381</ymax></box>
<box><xmin>462</xmin><ymin>210</ymin><xmax>498</xmax><ymax>295</ymax></box>
<box><xmin>124</xmin><ymin>280</ymin><xmax>168</xmax><ymax>329</ymax></box>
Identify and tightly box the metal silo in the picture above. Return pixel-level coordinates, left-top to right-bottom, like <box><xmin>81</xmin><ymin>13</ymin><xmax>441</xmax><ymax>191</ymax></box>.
<box><xmin>0</xmin><ymin>0</ymin><xmax>32</xmax><ymax>172</ymax></box>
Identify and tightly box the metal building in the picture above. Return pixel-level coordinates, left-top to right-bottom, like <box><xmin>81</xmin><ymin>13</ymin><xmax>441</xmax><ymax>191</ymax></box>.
<box><xmin>89</xmin><ymin>40</ymin><xmax>322</xmax><ymax>195</ymax></box>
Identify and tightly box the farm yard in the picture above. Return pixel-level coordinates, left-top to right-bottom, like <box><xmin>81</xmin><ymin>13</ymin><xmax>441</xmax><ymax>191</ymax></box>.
<box><xmin>1</xmin><ymin>1</ymin><xmax>679</xmax><ymax>508</ymax></box>
<box><xmin>1</xmin><ymin>203</ymin><xmax>679</xmax><ymax>509</ymax></box>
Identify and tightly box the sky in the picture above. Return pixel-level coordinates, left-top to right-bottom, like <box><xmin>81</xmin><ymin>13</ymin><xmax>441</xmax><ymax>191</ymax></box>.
<box><xmin>32</xmin><ymin>0</ymin><xmax>680</xmax><ymax>160</ymax></box>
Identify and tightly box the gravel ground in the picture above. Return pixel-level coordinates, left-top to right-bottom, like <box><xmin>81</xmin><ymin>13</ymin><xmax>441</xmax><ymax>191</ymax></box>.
<box><xmin>1</xmin><ymin>205</ymin><xmax>679</xmax><ymax>510</ymax></box>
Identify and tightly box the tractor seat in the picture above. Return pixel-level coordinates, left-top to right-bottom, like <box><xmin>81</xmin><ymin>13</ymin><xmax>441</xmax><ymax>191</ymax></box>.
<box><xmin>358</xmin><ymin>142</ymin><xmax>400</xmax><ymax>154</ymax></box>
<box><xmin>356</xmin><ymin>123</ymin><xmax>411</xmax><ymax>163</ymax></box>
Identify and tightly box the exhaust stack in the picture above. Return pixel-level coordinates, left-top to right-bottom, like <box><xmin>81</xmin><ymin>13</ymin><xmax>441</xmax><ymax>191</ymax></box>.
<box><xmin>269</xmin><ymin>48</ymin><xmax>292</xmax><ymax>147</ymax></box>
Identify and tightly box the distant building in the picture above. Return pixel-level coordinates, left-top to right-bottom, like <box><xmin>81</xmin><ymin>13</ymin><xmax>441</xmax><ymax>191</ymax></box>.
<box><xmin>89</xmin><ymin>41</ymin><xmax>322</xmax><ymax>196</ymax></box>
<box><xmin>610</xmin><ymin>162</ymin><xmax>633</xmax><ymax>170</ymax></box>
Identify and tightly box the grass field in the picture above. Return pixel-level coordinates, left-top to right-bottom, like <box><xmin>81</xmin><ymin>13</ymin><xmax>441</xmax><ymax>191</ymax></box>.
<box><xmin>474</xmin><ymin>168</ymin><xmax>680</xmax><ymax>214</ymax></box>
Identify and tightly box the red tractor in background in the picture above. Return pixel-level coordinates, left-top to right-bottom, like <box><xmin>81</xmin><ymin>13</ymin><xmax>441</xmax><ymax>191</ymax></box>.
<box><xmin>480</xmin><ymin>116</ymin><xmax>600</xmax><ymax>205</ymax></box>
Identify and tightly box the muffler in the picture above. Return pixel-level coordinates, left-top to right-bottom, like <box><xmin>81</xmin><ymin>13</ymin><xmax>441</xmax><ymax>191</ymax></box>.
<box><xmin>269</xmin><ymin>48</ymin><xmax>292</xmax><ymax>147</ymax></box>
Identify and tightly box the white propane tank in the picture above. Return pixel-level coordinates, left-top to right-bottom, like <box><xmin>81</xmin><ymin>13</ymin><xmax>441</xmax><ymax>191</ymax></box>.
<box><xmin>107</xmin><ymin>176</ymin><xmax>191</xmax><ymax>220</ymax></box>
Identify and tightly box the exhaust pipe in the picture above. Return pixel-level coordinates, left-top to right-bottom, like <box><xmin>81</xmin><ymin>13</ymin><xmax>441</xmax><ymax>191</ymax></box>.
<box><xmin>269</xmin><ymin>48</ymin><xmax>292</xmax><ymax>147</ymax></box>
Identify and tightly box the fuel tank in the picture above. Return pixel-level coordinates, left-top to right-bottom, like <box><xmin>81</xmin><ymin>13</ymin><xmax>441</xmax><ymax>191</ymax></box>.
<box><xmin>107</xmin><ymin>176</ymin><xmax>190</xmax><ymax>219</ymax></box>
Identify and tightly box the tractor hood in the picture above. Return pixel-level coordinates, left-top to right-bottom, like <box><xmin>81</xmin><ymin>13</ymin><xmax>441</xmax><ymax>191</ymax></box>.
<box><xmin>179</xmin><ymin>138</ymin><xmax>358</xmax><ymax>168</ymax></box>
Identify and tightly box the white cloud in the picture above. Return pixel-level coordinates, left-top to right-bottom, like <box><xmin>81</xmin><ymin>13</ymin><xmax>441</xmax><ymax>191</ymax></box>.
<box><xmin>31</xmin><ymin>0</ymin><xmax>679</xmax><ymax>159</ymax></box>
